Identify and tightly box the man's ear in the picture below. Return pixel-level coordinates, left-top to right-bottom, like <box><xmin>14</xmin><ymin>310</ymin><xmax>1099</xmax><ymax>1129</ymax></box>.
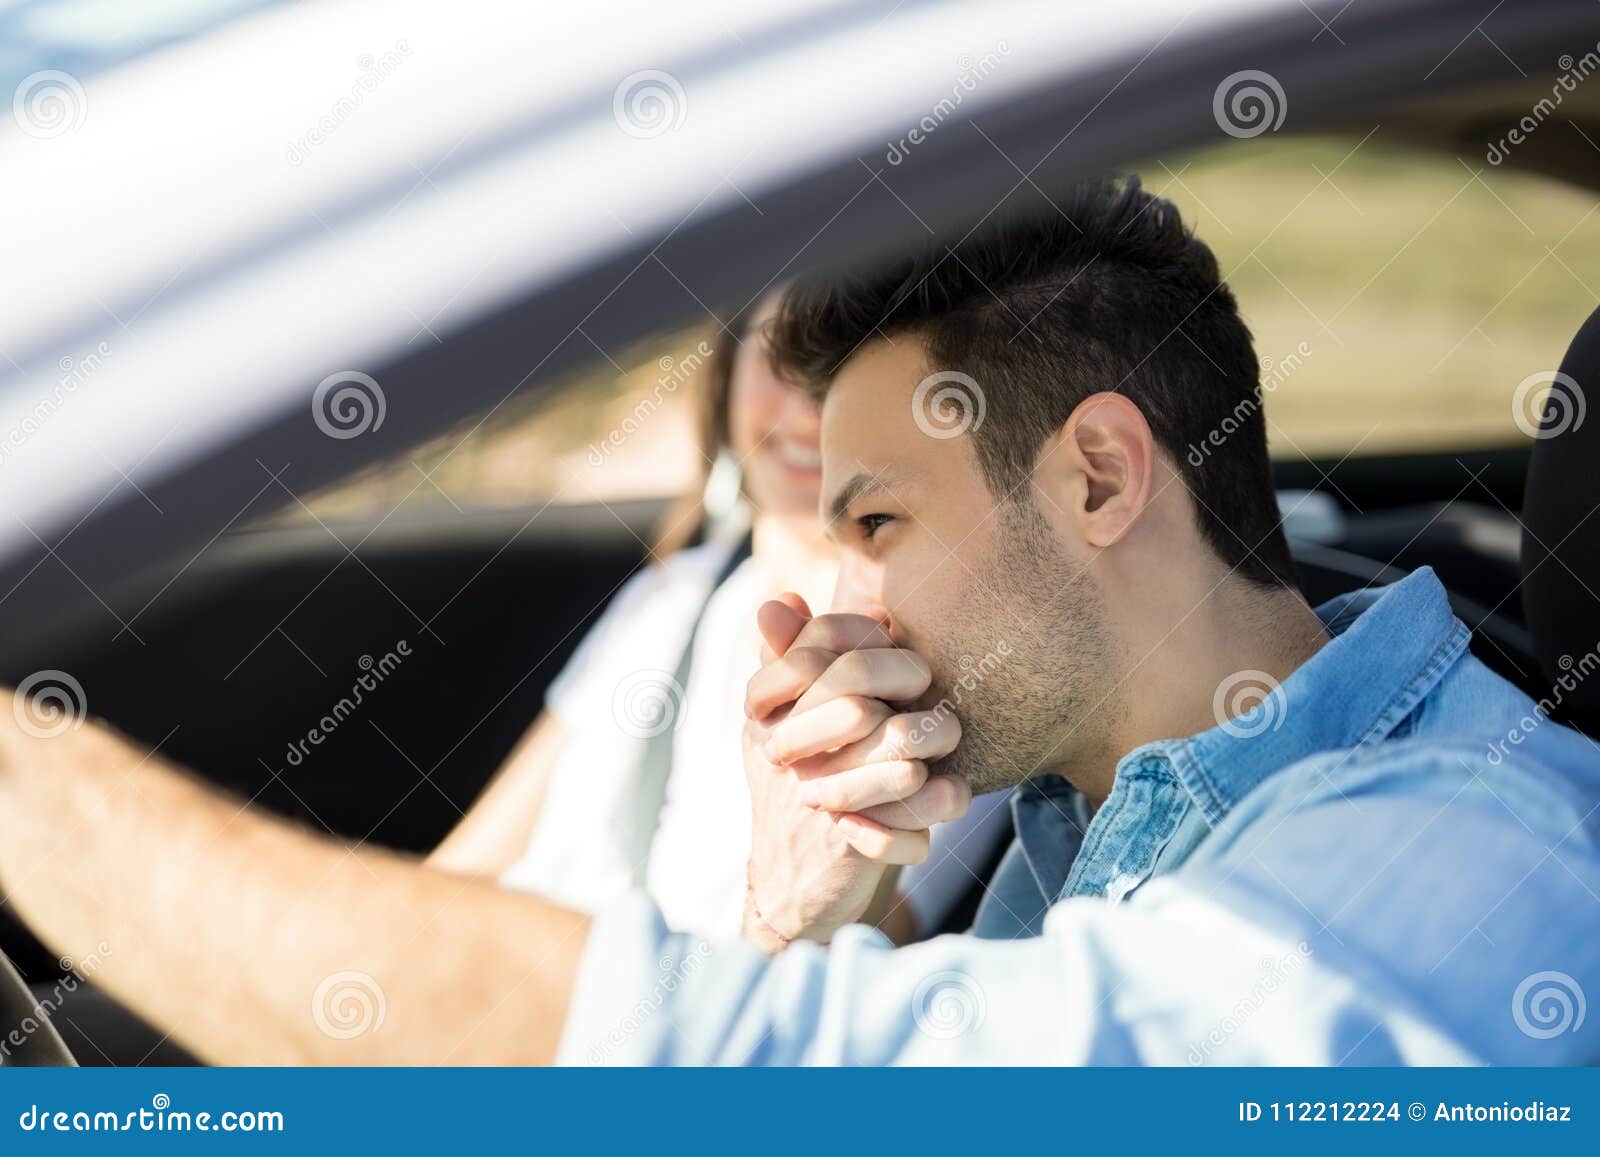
<box><xmin>1035</xmin><ymin>392</ymin><xmax>1155</xmax><ymax>549</ymax></box>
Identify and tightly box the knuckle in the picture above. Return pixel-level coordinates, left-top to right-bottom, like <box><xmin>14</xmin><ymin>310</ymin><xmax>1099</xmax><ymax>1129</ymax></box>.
<box><xmin>746</xmin><ymin>666</ymin><xmax>773</xmax><ymax>698</ymax></box>
<box><xmin>789</xmin><ymin>647</ymin><xmax>836</xmax><ymax>680</ymax></box>
<box><xmin>902</xmin><ymin>649</ymin><xmax>932</xmax><ymax>684</ymax></box>
<box><xmin>929</xmin><ymin>774</ymin><xmax>969</xmax><ymax>816</ymax></box>
<box><xmin>883</xmin><ymin>714</ymin><xmax>916</xmax><ymax>753</ymax></box>
<box><xmin>859</xmin><ymin>833</ymin><xmax>892</xmax><ymax>861</ymax></box>
<box><xmin>810</xmin><ymin>781</ymin><xmax>844</xmax><ymax>810</ymax></box>
<box><xmin>799</xmin><ymin>615</ymin><xmax>849</xmax><ymax>650</ymax></box>
<box><xmin>838</xmin><ymin>696</ymin><xmax>878</xmax><ymax>731</ymax></box>
<box><xmin>912</xmin><ymin>710</ymin><xmax>955</xmax><ymax>753</ymax></box>
<box><xmin>890</xmin><ymin>760</ymin><xmax>926</xmax><ymax>796</ymax></box>
<box><xmin>830</xmin><ymin>650</ymin><xmax>871</xmax><ymax>686</ymax></box>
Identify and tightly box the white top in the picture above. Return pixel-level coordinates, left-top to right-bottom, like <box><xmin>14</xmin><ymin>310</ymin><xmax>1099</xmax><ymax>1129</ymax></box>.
<box><xmin>500</xmin><ymin>535</ymin><xmax>1013</xmax><ymax>939</ymax></box>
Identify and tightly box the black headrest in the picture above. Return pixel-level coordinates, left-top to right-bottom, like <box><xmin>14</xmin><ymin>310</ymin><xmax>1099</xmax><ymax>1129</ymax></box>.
<box><xmin>1521</xmin><ymin>304</ymin><xmax>1600</xmax><ymax>731</ymax></box>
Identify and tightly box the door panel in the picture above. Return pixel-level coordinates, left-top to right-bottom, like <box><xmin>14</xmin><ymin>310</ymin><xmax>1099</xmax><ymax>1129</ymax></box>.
<box><xmin>0</xmin><ymin>499</ymin><xmax>659</xmax><ymax>976</ymax></box>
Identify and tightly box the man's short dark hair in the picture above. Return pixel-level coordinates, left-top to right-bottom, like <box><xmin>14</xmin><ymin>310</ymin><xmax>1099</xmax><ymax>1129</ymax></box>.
<box><xmin>767</xmin><ymin>175</ymin><xmax>1296</xmax><ymax>589</ymax></box>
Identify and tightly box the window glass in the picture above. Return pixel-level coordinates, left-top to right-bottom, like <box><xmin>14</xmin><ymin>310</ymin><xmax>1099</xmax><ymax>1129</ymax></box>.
<box><xmin>305</xmin><ymin>136</ymin><xmax>1600</xmax><ymax>518</ymax></box>
<box><xmin>1150</xmin><ymin>137</ymin><xmax>1600</xmax><ymax>458</ymax></box>
<box><xmin>302</xmin><ymin>330</ymin><xmax>709</xmax><ymax>519</ymax></box>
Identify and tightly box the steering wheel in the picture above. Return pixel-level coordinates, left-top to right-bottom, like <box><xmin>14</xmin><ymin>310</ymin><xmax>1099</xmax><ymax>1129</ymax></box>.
<box><xmin>0</xmin><ymin>946</ymin><xmax>76</xmax><ymax>1066</ymax></box>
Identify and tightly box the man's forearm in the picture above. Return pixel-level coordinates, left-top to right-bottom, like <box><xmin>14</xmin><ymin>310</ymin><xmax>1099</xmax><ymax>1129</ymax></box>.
<box><xmin>0</xmin><ymin>719</ymin><xmax>588</xmax><ymax>1064</ymax></box>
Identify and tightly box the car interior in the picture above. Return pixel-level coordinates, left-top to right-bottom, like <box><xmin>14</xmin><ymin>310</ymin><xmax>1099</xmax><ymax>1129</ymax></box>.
<box><xmin>3</xmin><ymin>56</ymin><xmax>1599</xmax><ymax>1066</ymax></box>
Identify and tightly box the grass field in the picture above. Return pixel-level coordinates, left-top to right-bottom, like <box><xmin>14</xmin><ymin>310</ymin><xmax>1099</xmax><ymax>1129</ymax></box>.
<box><xmin>308</xmin><ymin>134</ymin><xmax>1600</xmax><ymax>518</ymax></box>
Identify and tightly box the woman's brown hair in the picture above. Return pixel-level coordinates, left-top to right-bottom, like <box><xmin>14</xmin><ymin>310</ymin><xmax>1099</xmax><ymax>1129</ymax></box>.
<box><xmin>649</xmin><ymin>303</ymin><xmax>755</xmax><ymax>558</ymax></box>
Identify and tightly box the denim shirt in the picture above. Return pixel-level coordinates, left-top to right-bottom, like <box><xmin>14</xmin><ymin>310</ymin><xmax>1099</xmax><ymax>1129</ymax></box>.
<box><xmin>973</xmin><ymin>564</ymin><xmax>1493</xmax><ymax>937</ymax></box>
<box><xmin>559</xmin><ymin>569</ymin><xmax>1600</xmax><ymax>1065</ymax></box>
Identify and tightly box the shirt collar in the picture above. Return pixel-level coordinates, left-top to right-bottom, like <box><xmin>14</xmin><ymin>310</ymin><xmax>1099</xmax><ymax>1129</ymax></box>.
<box><xmin>1151</xmin><ymin>566</ymin><xmax>1470</xmax><ymax>827</ymax></box>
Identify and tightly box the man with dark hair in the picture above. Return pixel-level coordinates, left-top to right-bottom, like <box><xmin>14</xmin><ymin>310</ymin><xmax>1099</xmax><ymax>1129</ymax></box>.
<box><xmin>0</xmin><ymin>177</ymin><xmax>1597</xmax><ymax>1065</ymax></box>
<box><xmin>773</xmin><ymin>175</ymin><xmax>1296</xmax><ymax>588</ymax></box>
<box><xmin>680</xmin><ymin>175</ymin><xmax>1600</xmax><ymax>1058</ymax></box>
<box><xmin>726</xmin><ymin>176</ymin><xmax>1335</xmax><ymax>948</ymax></box>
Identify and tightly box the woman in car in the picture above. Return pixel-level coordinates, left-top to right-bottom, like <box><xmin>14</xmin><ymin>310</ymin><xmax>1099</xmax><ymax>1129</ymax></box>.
<box><xmin>427</xmin><ymin>290</ymin><xmax>1011</xmax><ymax>942</ymax></box>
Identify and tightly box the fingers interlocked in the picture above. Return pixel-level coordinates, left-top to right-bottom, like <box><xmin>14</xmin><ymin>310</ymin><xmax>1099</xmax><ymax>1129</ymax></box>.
<box><xmin>748</xmin><ymin>605</ymin><xmax>971</xmax><ymax>864</ymax></box>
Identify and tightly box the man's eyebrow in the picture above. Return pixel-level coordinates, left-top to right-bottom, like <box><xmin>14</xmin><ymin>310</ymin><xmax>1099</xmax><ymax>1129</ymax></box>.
<box><xmin>827</xmin><ymin>471</ymin><xmax>896</xmax><ymax>528</ymax></box>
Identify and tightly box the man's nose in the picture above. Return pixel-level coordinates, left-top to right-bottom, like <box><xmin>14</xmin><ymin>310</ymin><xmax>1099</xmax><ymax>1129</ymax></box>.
<box><xmin>830</xmin><ymin>556</ymin><xmax>891</xmax><ymax>630</ymax></box>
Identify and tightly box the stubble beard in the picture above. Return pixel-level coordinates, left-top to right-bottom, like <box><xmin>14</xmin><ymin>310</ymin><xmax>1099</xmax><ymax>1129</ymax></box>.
<box><xmin>916</xmin><ymin>500</ymin><xmax>1116</xmax><ymax>796</ymax></box>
